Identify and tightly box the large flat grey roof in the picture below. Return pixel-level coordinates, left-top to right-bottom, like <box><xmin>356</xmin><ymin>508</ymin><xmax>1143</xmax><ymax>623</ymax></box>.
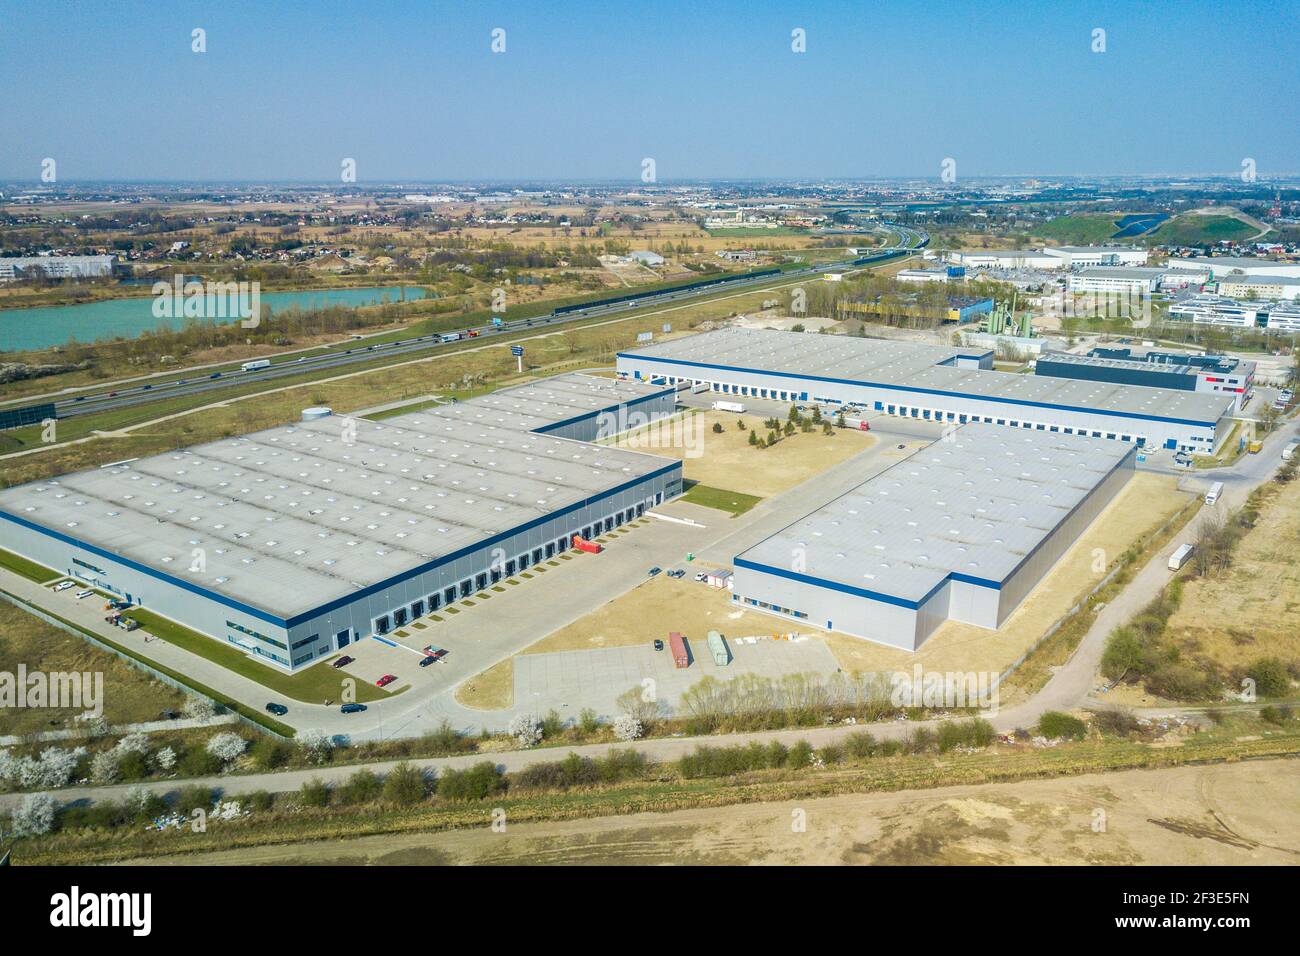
<box><xmin>736</xmin><ymin>423</ymin><xmax>1133</xmax><ymax>603</ymax></box>
<box><xmin>0</xmin><ymin>374</ymin><xmax>675</xmax><ymax>618</ymax></box>
<box><xmin>620</xmin><ymin>328</ymin><xmax>1235</xmax><ymax>424</ymax></box>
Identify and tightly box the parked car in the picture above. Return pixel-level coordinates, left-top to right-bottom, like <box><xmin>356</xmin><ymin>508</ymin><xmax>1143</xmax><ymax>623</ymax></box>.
<box><xmin>332</xmin><ymin>655</ymin><xmax>354</xmax><ymax>668</ymax></box>
<box><xmin>265</xmin><ymin>702</ymin><xmax>288</xmax><ymax>716</ymax></box>
<box><xmin>375</xmin><ymin>674</ymin><xmax>397</xmax><ymax>687</ymax></box>
<box><xmin>419</xmin><ymin>656</ymin><xmax>437</xmax><ymax>667</ymax></box>
<box><xmin>693</xmin><ymin>571</ymin><xmax>708</xmax><ymax>582</ymax></box>
<box><xmin>53</xmin><ymin>581</ymin><xmax>75</xmax><ymax>592</ymax></box>
<box><xmin>106</xmin><ymin>600</ymin><xmax>131</xmax><ymax>610</ymax></box>
<box><xmin>653</xmin><ymin>639</ymin><xmax>664</xmax><ymax>651</ymax></box>
<box><xmin>75</xmin><ymin>589</ymin><xmax>94</xmax><ymax>600</ymax></box>
<box><xmin>340</xmin><ymin>703</ymin><xmax>367</xmax><ymax>714</ymax></box>
<box><xmin>648</xmin><ymin>566</ymin><xmax>662</xmax><ymax>576</ymax></box>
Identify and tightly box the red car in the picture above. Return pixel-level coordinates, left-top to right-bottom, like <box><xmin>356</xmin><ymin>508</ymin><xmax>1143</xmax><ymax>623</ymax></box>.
<box><xmin>375</xmin><ymin>674</ymin><xmax>397</xmax><ymax>687</ymax></box>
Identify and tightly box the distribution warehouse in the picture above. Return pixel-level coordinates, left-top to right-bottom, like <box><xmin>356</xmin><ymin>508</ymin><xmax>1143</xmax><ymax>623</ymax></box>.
<box><xmin>730</xmin><ymin>424</ymin><xmax>1135</xmax><ymax>650</ymax></box>
<box><xmin>0</xmin><ymin>374</ymin><xmax>680</xmax><ymax>670</ymax></box>
<box><xmin>617</xmin><ymin>328</ymin><xmax>1235</xmax><ymax>454</ymax></box>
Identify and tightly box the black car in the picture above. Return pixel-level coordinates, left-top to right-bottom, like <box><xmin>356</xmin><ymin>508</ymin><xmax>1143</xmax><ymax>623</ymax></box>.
<box><xmin>419</xmin><ymin>655</ymin><xmax>437</xmax><ymax>667</ymax></box>
<box><xmin>265</xmin><ymin>702</ymin><xmax>288</xmax><ymax>716</ymax></box>
<box><xmin>653</xmin><ymin>639</ymin><xmax>664</xmax><ymax>651</ymax></box>
<box><xmin>332</xmin><ymin>655</ymin><xmax>354</xmax><ymax>668</ymax></box>
<box><xmin>340</xmin><ymin>703</ymin><xmax>367</xmax><ymax>714</ymax></box>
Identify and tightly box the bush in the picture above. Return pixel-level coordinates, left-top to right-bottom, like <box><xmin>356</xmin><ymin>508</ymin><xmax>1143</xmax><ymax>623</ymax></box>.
<box><xmin>818</xmin><ymin>744</ymin><xmax>844</xmax><ymax>765</ymax></box>
<box><xmin>151</xmin><ymin>746</ymin><xmax>177</xmax><ymax>773</ymax></box>
<box><xmin>173</xmin><ymin>785</ymin><xmax>215</xmax><ymax>815</ymax></box>
<box><xmin>246</xmin><ymin>789</ymin><xmax>275</xmax><ymax>811</ymax></box>
<box><xmin>205</xmin><ymin>732</ymin><xmax>248</xmax><ymax>764</ymax></box>
<box><xmin>844</xmin><ymin>731</ymin><xmax>876</xmax><ymax>759</ymax></box>
<box><xmin>1145</xmin><ymin>664</ymin><xmax>1221</xmax><ymax>702</ymax></box>
<box><xmin>297</xmin><ymin>728</ymin><xmax>335</xmax><ymax>765</ymax></box>
<box><xmin>178</xmin><ymin>746</ymin><xmax>222</xmax><ymax>777</ymax></box>
<box><xmin>786</xmin><ymin>740</ymin><xmax>813</xmax><ymax>769</ymax></box>
<box><xmin>11</xmin><ymin>792</ymin><xmax>57</xmax><ymax>837</ymax></box>
<box><xmin>436</xmin><ymin>761</ymin><xmax>503</xmax><ymax>801</ymax></box>
<box><xmin>936</xmin><ymin>719</ymin><xmax>995</xmax><ymax>752</ymax></box>
<box><xmin>1259</xmin><ymin>705</ymin><xmax>1291</xmax><ymax>725</ymax></box>
<box><xmin>116</xmin><ymin>750</ymin><xmax>149</xmax><ymax>782</ymax></box>
<box><xmin>338</xmin><ymin>769</ymin><xmax>383</xmax><ymax>805</ymax></box>
<box><xmin>1090</xmin><ymin>708</ymin><xmax>1141</xmax><ymax>737</ymax></box>
<box><xmin>577</xmin><ymin>708</ymin><xmax>602</xmax><ymax>735</ymax></box>
<box><xmin>383</xmin><ymin>762</ymin><xmax>428</xmax><ymax>806</ymax></box>
<box><xmin>1036</xmin><ymin>711</ymin><xmax>1086</xmax><ymax>741</ymax></box>
<box><xmin>906</xmin><ymin>727</ymin><xmax>936</xmax><ymax>753</ymax></box>
<box><xmin>612</xmin><ymin>714</ymin><xmax>643</xmax><ymax>741</ymax></box>
<box><xmin>89</xmin><ymin>749</ymin><xmax>121</xmax><ymax>784</ymax></box>
<box><xmin>1246</xmin><ymin>657</ymin><xmax>1291</xmax><ymax>698</ymax></box>
<box><xmin>420</xmin><ymin>720</ymin><xmax>472</xmax><ymax>754</ymax></box>
<box><xmin>249</xmin><ymin>736</ymin><xmax>290</xmax><ymax>770</ymax></box>
<box><xmin>298</xmin><ymin>778</ymin><xmax>331</xmax><ymax>808</ymax></box>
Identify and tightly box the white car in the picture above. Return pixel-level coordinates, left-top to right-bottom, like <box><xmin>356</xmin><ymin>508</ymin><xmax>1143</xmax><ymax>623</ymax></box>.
<box><xmin>53</xmin><ymin>580</ymin><xmax>75</xmax><ymax>592</ymax></box>
<box><xmin>75</xmin><ymin>589</ymin><xmax>95</xmax><ymax>600</ymax></box>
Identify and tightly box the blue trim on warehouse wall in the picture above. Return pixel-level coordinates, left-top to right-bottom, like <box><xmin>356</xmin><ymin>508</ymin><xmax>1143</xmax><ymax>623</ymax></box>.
<box><xmin>616</xmin><ymin>353</ymin><xmax>1220</xmax><ymax>428</ymax></box>
<box><xmin>733</xmin><ymin>556</ymin><xmax>1001</xmax><ymax>612</ymax></box>
<box><xmin>532</xmin><ymin>387</ymin><xmax>677</xmax><ymax>434</ymax></box>
<box><xmin>0</xmin><ymin>458</ymin><xmax>683</xmax><ymax>630</ymax></box>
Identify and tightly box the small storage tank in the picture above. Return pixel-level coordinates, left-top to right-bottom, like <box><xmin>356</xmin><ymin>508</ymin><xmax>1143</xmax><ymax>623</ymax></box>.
<box><xmin>301</xmin><ymin>406</ymin><xmax>333</xmax><ymax>421</ymax></box>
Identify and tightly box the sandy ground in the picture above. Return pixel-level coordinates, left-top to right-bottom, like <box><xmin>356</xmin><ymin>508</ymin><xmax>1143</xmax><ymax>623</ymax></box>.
<box><xmin>612</xmin><ymin>408</ymin><xmax>877</xmax><ymax>499</ymax></box>
<box><xmin>1166</xmin><ymin>477</ymin><xmax>1300</xmax><ymax>670</ymax></box>
<box><xmin>129</xmin><ymin>757</ymin><xmax>1300</xmax><ymax>866</ymax></box>
<box><xmin>457</xmin><ymin>472</ymin><xmax>1188</xmax><ymax>710</ymax></box>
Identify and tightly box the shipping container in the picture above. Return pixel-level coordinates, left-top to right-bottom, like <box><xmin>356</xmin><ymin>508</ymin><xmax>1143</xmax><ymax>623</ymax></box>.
<box><xmin>668</xmin><ymin>631</ymin><xmax>689</xmax><ymax>668</ymax></box>
<box><xmin>1168</xmin><ymin>543</ymin><xmax>1195</xmax><ymax>571</ymax></box>
<box><xmin>707</xmin><ymin>630</ymin><xmax>729</xmax><ymax>666</ymax></box>
<box><xmin>571</xmin><ymin>535</ymin><xmax>603</xmax><ymax>554</ymax></box>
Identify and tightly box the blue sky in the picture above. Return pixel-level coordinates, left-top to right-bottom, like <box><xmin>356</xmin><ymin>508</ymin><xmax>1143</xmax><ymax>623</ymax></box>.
<box><xmin>0</xmin><ymin>0</ymin><xmax>1296</xmax><ymax>181</ymax></box>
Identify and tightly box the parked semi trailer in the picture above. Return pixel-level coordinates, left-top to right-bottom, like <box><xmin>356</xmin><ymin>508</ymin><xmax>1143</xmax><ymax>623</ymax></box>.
<box><xmin>668</xmin><ymin>631</ymin><xmax>689</xmax><ymax>668</ymax></box>
<box><xmin>712</xmin><ymin>400</ymin><xmax>745</xmax><ymax>413</ymax></box>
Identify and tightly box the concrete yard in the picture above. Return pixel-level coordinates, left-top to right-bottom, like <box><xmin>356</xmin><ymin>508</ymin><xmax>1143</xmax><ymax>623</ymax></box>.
<box><xmin>513</xmin><ymin>637</ymin><xmax>841</xmax><ymax>719</ymax></box>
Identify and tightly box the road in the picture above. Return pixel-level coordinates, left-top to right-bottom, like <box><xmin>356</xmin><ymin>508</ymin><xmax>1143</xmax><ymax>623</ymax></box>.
<box><xmin>7</xmin><ymin>236</ymin><xmax>925</xmax><ymax>421</ymax></box>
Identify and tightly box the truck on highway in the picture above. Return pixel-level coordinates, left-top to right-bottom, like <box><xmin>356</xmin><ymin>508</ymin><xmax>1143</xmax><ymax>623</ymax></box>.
<box><xmin>1205</xmin><ymin>481</ymin><xmax>1224</xmax><ymax>505</ymax></box>
<box><xmin>240</xmin><ymin>359</ymin><xmax>271</xmax><ymax>372</ymax></box>
<box><xmin>1168</xmin><ymin>543</ymin><xmax>1195</xmax><ymax>572</ymax></box>
<box><xmin>712</xmin><ymin>400</ymin><xmax>745</xmax><ymax>413</ymax></box>
<box><xmin>439</xmin><ymin>332</ymin><xmax>462</xmax><ymax>343</ymax></box>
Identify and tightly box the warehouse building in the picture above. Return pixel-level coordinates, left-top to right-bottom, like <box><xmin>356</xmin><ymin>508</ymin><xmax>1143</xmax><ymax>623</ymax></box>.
<box><xmin>1216</xmin><ymin>274</ymin><xmax>1300</xmax><ymax>301</ymax></box>
<box><xmin>1167</xmin><ymin>294</ymin><xmax>1300</xmax><ymax>332</ymax></box>
<box><xmin>0</xmin><ymin>254</ymin><xmax>117</xmax><ymax>282</ymax></box>
<box><xmin>0</xmin><ymin>374</ymin><xmax>681</xmax><ymax>670</ymax></box>
<box><xmin>1042</xmin><ymin>246</ymin><xmax>1149</xmax><ymax>268</ymax></box>
<box><xmin>730</xmin><ymin>424</ymin><xmax>1136</xmax><ymax>650</ymax></box>
<box><xmin>1165</xmin><ymin>255</ymin><xmax>1300</xmax><ymax>280</ymax></box>
<box><xmin>1036</xmin><ymin>349</ymin><xmax>1254</xmax><ymax>409</ymax></box>
<box><xmin>618</xmin><ymin>328</ymin><xmax>1235</xmax><ymax>454</ymax></box>
<box><xmin>1067</xmin><ymin>266</ymin><xmax>1163</xmax><ymax>296</ymax></box>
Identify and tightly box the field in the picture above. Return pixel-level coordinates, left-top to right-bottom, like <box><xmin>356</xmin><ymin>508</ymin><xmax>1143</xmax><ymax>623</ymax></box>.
<box><xmin>0</xmin><ymin>599</ymin><xmax>186</xmax><ymax>736</ymax></box>
<box><xmin>1031</xmin><ymin>213</ymin><xmax>1126</xmax><ymax>244</ymax></box>
<box><xmin>680</xmin><ymin>483</ymin><xmax>762</xmax><ymax>515</ymax></box>
<box><xmin>609</xmin><ymin>408</ymin><xmax>878</xmax><ymax>500</ymax></box>
<box><xmin>1146</xmin><ymin>212</ymin><xmax>1257</xmax><ymax>245</ymax></box>
<box><xmin>128</xmin><ymin>757</ymin><xmax>1299</xmax><ymax>866</ymax></box>
<box><xmin>1164</xmin><ymin>475</ymin><xmax>1300</xmax><ymax>671</ymax></box>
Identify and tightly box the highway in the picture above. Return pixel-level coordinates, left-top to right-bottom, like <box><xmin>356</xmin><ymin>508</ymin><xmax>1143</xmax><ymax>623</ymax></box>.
<box><xmin>7</xmin><ymin>229</ymin><xmax>926</xmax><ymax>422</ymax></box>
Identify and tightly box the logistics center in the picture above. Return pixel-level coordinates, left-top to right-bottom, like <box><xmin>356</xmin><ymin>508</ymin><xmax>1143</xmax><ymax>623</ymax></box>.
<box><xmin>616</xmin><ymin>328</ymin><xmax>1235</xmax><ymax>454</ymax></box>
<box><xmin>729</xmin><ymin>424</ymin><xmax>1135</xmax><ymax>650</ymax></box>
<box><xmin>0</xmin><ymin>374</ymin><xmax>681</xmax><ymax>670</ymax></box>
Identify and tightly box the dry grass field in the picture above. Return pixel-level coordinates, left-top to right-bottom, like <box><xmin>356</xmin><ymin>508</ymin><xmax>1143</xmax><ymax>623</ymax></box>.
<box><xmin>610</xmin><ymin>408</ymin><xmax>878</xmax><ymax>499</ymax></box>
<box><xmin>1165</xmin><ymin>476</ymin><xmax>1300</xmax><ymax>670</ymax></box>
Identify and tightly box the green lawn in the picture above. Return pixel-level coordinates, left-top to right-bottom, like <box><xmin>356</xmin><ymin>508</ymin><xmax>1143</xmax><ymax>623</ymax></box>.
<box><xmin>0</xmin><ymin>547</ymin><xmax>61</xmax><ymax>584</ymax></box>
<box><xmin>681</xmin><ymin>482</ymin><xmax>763</xmax><ymax>516</ymax></box>
<box><xmin>1031</xmin><ymin>213</ymin><xmax>1124</xmax><ymax>245</ymax></box>
<box><xmin>127</xmin><ymin>609</ymin><xmax>391</xmax><ymax>704</ymax></box>
<box><xmin>1147</xmin><ymin>214</ymin><xmax>1255</xmax><ymax>246</ymax></box>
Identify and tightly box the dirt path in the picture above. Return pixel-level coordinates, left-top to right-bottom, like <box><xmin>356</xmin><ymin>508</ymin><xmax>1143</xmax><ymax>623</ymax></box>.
<box><xmin>125</xmin><ymin>757</ymin><xmax>1300</xmax><ymax>866</ymax></box>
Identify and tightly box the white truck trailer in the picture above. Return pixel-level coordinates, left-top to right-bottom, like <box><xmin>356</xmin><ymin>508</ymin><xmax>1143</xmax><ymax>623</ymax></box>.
<box><xmin>712</xmin><ymin>400</ymin><xmax>745</xmax><ymax>413</ymax></box>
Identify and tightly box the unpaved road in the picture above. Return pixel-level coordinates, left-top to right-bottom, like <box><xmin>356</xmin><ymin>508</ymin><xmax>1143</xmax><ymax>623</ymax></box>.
<box><xmin>128</xmin><ymin>757</ymin><xmax>1299</xmax><ymax>866</ymax></box>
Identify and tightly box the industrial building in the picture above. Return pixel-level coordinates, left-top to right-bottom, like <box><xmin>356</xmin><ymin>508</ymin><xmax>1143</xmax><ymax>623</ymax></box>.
<box><xmin>0</xmin><ymin>254</ymin><xmax>117</xmax><ymax>281</ymax></box>
<box><xmin>1168</xmin><ymin>294</ymin><xmax>1300</xmax><ymax>332</ymax></box>
<box><xmin>730</xmin><ymin>424</ymin><xmax>1136</xmax><ymax>650</ymax></box>
<box><xmin>1165</xmin><ymin>255</ymin><xmax>1300</xmax><ymax>280</ymax></box>
<box><xmin>618</xmin><ymin>328</ymin><xmax>1235</xmax><ymax>454</ymax></box>
<box><xmin>945</xmin><ymin>246</ymin><xmax>1147</xmax><ymax>271</ymax></box>
<box><xmin>1035</xmin><ymin>349</ymin><xmax>1255</xmax><ymax>409</ymax></box>
<box><xmin>0</xmin><ymin>374</ymin><xmax>681</xmax><ymax>670</ymax></box>
<box><xmin>1216</xmin><ymin>274</ymin><xmax>1300</xmax><ymax>301</ymax></box>
<box><xmin>1067</xmin><ymin>267</ymin><xmax>1163</xmax><ymax>296</ymax></box>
